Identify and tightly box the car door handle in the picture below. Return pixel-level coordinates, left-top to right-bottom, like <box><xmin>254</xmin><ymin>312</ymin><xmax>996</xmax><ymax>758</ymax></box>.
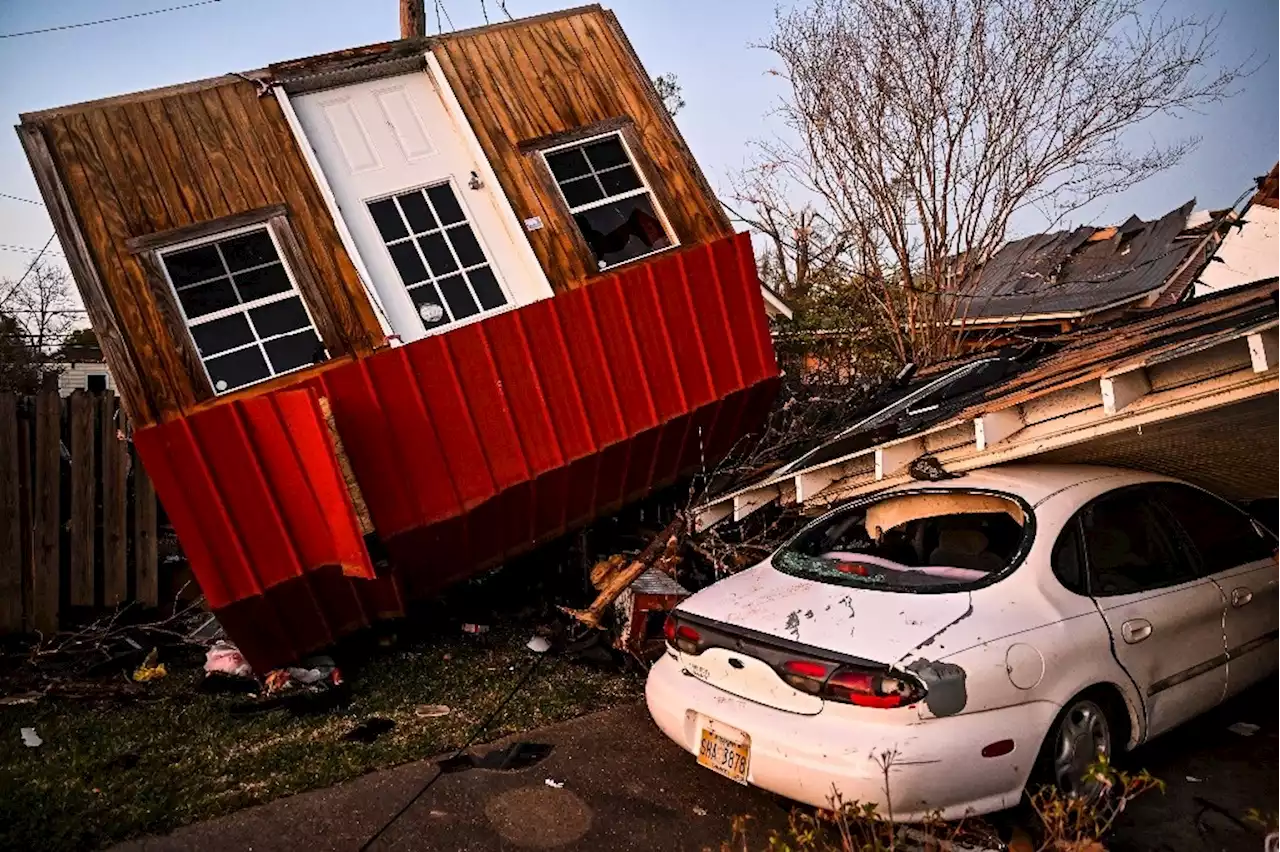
<box><xmin>1121</xmin><ymin>619</ymin><xmax>1153</xmax><ymax>644</ymax></box>
<box><xmin>1231</xmin><ymin>587</ymin><xmax>1253</xmax><ymax>608</ymax></box>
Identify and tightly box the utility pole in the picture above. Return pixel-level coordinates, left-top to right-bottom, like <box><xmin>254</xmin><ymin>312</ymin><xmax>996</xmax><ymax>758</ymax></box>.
<box><xmin>400</xmin><ymin>0</ymin><xmax>426</xmax><ymax>39</ymax></box>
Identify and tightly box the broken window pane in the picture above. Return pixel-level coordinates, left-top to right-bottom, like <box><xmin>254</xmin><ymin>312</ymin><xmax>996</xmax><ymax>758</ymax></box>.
<box><xmin>545</xmin><ymin>132</ymin><xmax>673</xmax><ymax>270</ymax></box>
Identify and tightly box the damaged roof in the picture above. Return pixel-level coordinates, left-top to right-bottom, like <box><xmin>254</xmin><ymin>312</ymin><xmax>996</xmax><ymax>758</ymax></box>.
<box><xmin>955</xmin><ymin>200</ymin><xmax>1202</xmax><ymax>322</ymax></box>
<box><xmin>701</xmin><ymin>277</ymin><xmax>1278</xmax><ymax>522</ymax></box>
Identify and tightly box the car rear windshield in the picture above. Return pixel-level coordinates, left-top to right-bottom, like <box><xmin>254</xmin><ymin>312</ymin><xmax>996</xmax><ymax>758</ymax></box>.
<box><xmin>774</xmin><ymin>490</ymin><xmax>1032</xmax><ymax>591</ymax></box>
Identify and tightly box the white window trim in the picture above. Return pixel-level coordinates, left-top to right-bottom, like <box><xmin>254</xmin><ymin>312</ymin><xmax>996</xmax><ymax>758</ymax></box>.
<box><xmin>540</xmin><ymin>130</ymin><xmax>680</xmax><ymax>270</ymax></box>
<box><xmin>365</xmin><ymin>177</ymin><xmax>517</xmax><ymax>336</ymax></box>
<box><xmin>156</xmin><ymin>221</ymin><xmax>328</xmax><ymax>394</ymax></box>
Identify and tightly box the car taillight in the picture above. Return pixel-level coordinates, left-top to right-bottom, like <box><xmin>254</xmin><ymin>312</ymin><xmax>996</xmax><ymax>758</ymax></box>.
<box><xmin>822</xmin><ymin>666</ymin><xmax>923</xmax><ymax>708</ymax></box>
<box><xmin>663</xmin><ymin>616</ymin><xmax>702</xmax><ymax>654</ymax></box>
<box><xmin>780</xmin><ymin>659</ymin><xmax>835</xmax><ymax>694</ymax></box>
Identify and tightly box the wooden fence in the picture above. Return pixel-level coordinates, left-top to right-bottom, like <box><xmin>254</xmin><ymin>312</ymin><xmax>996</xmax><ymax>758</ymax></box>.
<box><xmin>0</xmin><ymin>388</ymin><xmax>159</xmax><ymax>635</ymax></box>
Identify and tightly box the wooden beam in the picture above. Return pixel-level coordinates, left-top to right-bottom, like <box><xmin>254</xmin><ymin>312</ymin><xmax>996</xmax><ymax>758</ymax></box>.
<box><xmin>17</xmin><ymin>123</ymin><xmax>151</xmax><ymax>425</ymax></box>
<box><xmin>733</xmin><ymin>486</ymin><xmax>778</xmax><ymax>522</ymax></box>
<box><xmin>694</xmin><ymin>500</ymin><xmax>732</xmax><ymax>532</ymax></box>
<box><xmin>875</xmin><ymin>438</ymin><xmax>924</xmax><ymax>480</ymax></box>
<box><xmin>1248</xmin><ymin>328</ymin><xmax>1278</xmax><ymax>373</ymax></box>
<box><xmin>400</xmin><ymin>0</ymin><xmax>426</xmax><ymax>38</ymax></box>
<box><xmin>0</xmin><ymin>394</ymin><xmax>20</xmax><ymax>633</ymax></box>
<box><xmin>975</xmin><ymin>406</ymin><xmax>1024</xmax><ymax>451</ymax></box>
<box><xmin>1101</xmin><ymin>369</ymin><xmax>1151</xmax><ymax>415</ymax></box>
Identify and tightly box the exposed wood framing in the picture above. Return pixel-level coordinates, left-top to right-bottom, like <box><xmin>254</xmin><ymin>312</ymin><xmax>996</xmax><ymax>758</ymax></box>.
<box><xmin>975</xmin><ymin>406</ymin><xmax>1024</xmax><ymax>450</ymax></box>
<box><xmin>1248</xmin><ymin>328</ymin><xmax>1278</xmax><ymax>373</ymax></box>
<box><xmin>733</xmin><ymin>486</ymin><xmax>779</xmax><ymax>522</ymax></box>
<box><xmin>875</xmin><ymin>438</ymin><xmax>924</xmax><ymax>480</ymax></box>
<box><xmin>1101</xmin><ymin>368</ymin><xmax>1151</xmax><ymax>415</ymax></box>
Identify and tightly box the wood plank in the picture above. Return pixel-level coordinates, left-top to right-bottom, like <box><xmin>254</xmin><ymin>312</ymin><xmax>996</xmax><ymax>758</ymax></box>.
<box><xmin>32</xmin><ymin>389</ymin><xmax>60</xmax><ymax>633</ymax></box>
<box><xmin>124</xmin><ymin>100</ymin><xmax>199</xmax><ymax>227</ymax></box>
<box><xmin>17</xmin><ymin>124</ymin><xmax>153</xmax><ymax>425</ymax></box>
<box><xmin>100</xmin><ymin>393</ymin><xmax>127</xmax><ymax>606</ymax></box>
<box><xmin>162</xmin><ymin>96</ymin><xmax>232</xmax><ymax>219</ymax></box>
<box><xmin>49</xmin><ymin>115</ymin><xmax>190</xmax><ymax>419</ymax></box>
<box><xmin>133</xmin><ymin>444</ymin><xmax>159</xmax><ymax>608</ymax></box>
<box><xmin>101</xmin><ymin>105</ymin><xmax>174</xmax><ymax>232</ymax></box>
<box><xmin>0</xmin><ymin>394</ymin><xmax>21</xmax><ymax>632</ymax></box>
<box><xmin>82</xmin><ymin>108</ymin><xmax>155</xmax><ymax>234</ymax></box>
<box><xmin>17</xmin><ymin>416</ymin><xmax>34</xmax><ymax>631</ymax></box>
<box><xmin>179</xmin><ymin>93</ymin><xmax>250</xmax><ymax>211</ymax></box>
<box><xmin>140</xmin><ymin>97</ymin><xmax>211</xmax><ymax>223</ymax></box>
<box><xmin>68</xmin><ymin>390</ymin><xmax>95</xmax><ymax>607</ymax></box>
<box><xmin>198</xmin><ymin>87</ymin><xmax>269</xmax><ymax>208</ymax></box>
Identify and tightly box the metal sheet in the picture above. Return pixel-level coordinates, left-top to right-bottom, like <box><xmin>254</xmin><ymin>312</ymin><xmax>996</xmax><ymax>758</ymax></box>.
<box><xmin>134</xmin><ymin>233</ymin><xmax>779</xmax><ymax>670</ymax></box>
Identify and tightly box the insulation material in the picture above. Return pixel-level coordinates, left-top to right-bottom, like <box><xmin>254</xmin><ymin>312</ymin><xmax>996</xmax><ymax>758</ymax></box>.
<box><xmin>133</xmin><ymin>233</ymin><xmax>780</xmax><ymax>670</ymax></box>
<box><xmin>864</xmin><ymin>493</ymin><xmax>1025</xmax><ymax>539</ymax></box>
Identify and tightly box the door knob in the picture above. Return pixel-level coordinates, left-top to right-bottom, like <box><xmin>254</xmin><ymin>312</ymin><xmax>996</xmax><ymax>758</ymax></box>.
<box><xmin>1121</xmin><ymin>619</ymin><xmax>1153</xmax><ymax>644</ymax></box>
<box><xmin>1231</xmin><ymin>587</ymin><xmax>1253</xmax><ymax>608</ymax></box>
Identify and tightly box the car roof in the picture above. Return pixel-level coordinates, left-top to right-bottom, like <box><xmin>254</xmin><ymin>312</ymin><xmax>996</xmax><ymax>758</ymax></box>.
<box><xmin>882</xmin><ymin>463</ymin><xmax>1179</xmax><ymax>507</ymax></box>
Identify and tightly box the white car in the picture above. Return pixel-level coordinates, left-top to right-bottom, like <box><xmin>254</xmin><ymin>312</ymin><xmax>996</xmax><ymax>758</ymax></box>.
<box><xmin>647</xmin><ymin>464</ymin><xmax>1277</xmax><ymax>820</ymax></box>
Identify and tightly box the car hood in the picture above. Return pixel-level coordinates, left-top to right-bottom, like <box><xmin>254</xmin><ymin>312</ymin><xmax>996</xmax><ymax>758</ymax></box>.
<box><xmin>678</xmin><ymin>561</ymin><xmax>975</xmax><ymax>666</ymax></box>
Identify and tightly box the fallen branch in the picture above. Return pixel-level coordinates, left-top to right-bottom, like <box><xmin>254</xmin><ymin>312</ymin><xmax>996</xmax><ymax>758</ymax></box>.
<box><xmin>560</xmin><ymin>514</ymin><xmax>687</xmax><ymax>629</ymax></box>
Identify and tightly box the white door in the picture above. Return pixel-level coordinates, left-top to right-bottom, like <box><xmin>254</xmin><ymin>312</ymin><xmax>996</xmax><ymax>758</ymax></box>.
<box><xmin>1080</xmin><ymin>487</ymin><xmax>1228</xmax><ymax>739</ymax></box>
<box><xmin>293</xmin><ymin>70</ymin><xmax>549</xmax><ymax>342</ymax></box>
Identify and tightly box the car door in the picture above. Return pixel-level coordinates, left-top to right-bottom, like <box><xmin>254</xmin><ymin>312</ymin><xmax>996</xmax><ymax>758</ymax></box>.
<box><xmin>1078</xmin><ymin>486</ymin><xmax>1227</xmax><ymax>740</ymax></box>
<box><xmin>1152</xmin><ymin>483</ymin><xmax>1279</xmax><ymax>697</ymax></box>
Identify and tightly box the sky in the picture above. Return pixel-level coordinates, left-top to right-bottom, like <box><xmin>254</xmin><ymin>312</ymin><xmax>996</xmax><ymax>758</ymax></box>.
<box><xmin>0</xmin><ymin>0</ymin><xmax>1275</xmax><ymax>300</ymax></box>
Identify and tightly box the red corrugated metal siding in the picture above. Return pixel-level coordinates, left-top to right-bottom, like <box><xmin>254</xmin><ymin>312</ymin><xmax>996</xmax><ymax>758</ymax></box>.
<box><xmin>133</xmin><ymin>233</ymin><xmax>780</xmax><ymax>670</ymax></box>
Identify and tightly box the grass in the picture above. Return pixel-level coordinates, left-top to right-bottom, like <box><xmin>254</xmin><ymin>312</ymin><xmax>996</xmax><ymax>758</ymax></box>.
<box><xmin>0</xmin><ymin>624</ymin><xmax>643</xmax><ymax>851</ymax></box>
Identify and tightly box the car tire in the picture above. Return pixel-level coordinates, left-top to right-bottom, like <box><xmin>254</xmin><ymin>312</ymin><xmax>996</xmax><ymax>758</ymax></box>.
<box><xmin>1032</xmin><ymin>693</ymin><xmax>1114</xmax><ymax>800</ymax></box>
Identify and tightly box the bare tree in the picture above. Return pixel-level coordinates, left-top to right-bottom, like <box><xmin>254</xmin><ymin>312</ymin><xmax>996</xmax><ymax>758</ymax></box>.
<box><xmin>756</xmin><ymin>0</ymin><xmax>1248</xmax><ymax>366</ymax></box>
<box><xmin>1</xmin><ymin>260</ymin><xmax>79</xmax><ymax>357</ymax></box>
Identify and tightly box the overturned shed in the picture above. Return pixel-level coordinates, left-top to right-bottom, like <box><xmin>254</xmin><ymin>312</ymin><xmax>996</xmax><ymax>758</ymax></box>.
<box><xmin>18</xmin><ymin>6</ymin><xmax>780</xmax><ymax>668</ymax></box>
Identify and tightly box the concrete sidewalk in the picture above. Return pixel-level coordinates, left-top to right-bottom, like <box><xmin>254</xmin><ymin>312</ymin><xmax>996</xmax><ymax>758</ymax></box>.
<box><xmin>112</xmin><ymin>702</ymin><xmax>788</xmax><ymax>852</ymax></box>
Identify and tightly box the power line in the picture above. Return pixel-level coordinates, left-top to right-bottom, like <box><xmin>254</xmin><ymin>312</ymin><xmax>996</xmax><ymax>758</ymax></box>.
<box><xmin>0</xmin><ymin>244</ymin><xmax>64</xmax><ymax>257</ymax></box>
<box><xmin>0</xmin><ymin>234</ymin><xmax>56</xmax><ymax>308</ymax></box>
<box><xmin>0</xmin><ymin>0</ymin><xmax>224</xmax><ymax>39</ymax></box>
<box><xmin>0</xmin><ymin>192</ymin><xmax>43</xmax><ymax>206</ymax></box>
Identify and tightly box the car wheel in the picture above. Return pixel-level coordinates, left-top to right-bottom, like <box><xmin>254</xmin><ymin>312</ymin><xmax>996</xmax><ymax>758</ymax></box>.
<box><xmin>1039</xmin><ymin>696</ymin><xmax>1113</xmax><ymax>800</ymax></box>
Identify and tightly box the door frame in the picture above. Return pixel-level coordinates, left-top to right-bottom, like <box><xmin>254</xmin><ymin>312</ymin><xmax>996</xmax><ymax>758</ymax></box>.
<box><xmin>274</xmin><ymin>51</ymin><xmax>552</xmax><ymax>343</ymax></box>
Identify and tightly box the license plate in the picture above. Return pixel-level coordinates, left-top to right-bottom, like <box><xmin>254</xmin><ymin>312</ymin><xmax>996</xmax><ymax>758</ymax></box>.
<box><xmin>697</xmin><ymin>723</ymin><xmax>750</xmax><ymax>784</ymax></box>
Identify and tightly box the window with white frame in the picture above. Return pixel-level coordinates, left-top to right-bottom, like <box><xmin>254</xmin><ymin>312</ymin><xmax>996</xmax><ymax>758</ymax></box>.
<box><xmin>159</xmin><ymin>227</ymin><xmax>327</xmax><ymax>393</ymax></box>
<box><xmin>542</xmin><ymin>133</ymin><xmax>674</xmax><ymax>270</ymax></box>
<box><xmin>367</xmin><ymin>181</ymin><xmax>509</xmax><ymax>333</ymax></box>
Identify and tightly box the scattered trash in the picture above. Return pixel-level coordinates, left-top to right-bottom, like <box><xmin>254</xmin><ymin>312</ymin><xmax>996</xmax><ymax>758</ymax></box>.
<box><xmin>526</xmin><ymin>635</ymin><xmax>551</xmax><ymax>654</ymax></box>
<box><xmin>264</xmin><ymin>669</ymin><xmax>293</xmax><ymax>694</ymax></box>
<box><xmin>287</xmin><ymin>655</ymin><xmax>337</xmax><ymax>685</ymax></box>
<box><xmin>544</xmin><ymin>778</ymin><xmax>564</xmax><ymax>789</ymax></box>
<box><xmin>692</xmin><ymin>805</ymin><xmax>707</xmax><ymax>816</ymax></box>
<box><xmin>228</xmin><ymin>665</ymin><xmax>347</xmax><ymax>716</ymax></box>
<box><xmin>204</xmin><ymin>641</ymin><xmax>252</xmax><ymax>678</ymax></box>
<box><xmin>461</xmin><ymin>623</ymin><xmax>490</xmax><ymax>635</ymax></box>
<box><xmin>132</xmin><ymin>648</ymin><xmax>167</xmax><ymax>682</ymax></box>
<box><xmin>1186</xmin><ymin>775</ymin><xmax>1203</xmax><ymax>782</ymax></box>
<box><xmin>438</xmin><ymin>742</ymin><xmax>553</xmax><ymax>774</ymax></box>
<box><xmin>1227</xmin><ymin>722</ymin><xmax>1260</xmax><ymax>737</ymax></box>
<box><xmin>19</xmin><ymin>727</ymin><xmax>42</xmax><ymax>748</ymax></box>
<box><xmin>0</xmin><ymin>692</ymin><xmax>41</xmax><ymax>706</ymax></box>
<box><xmin>415</xmin><ymin>704</ymin><xmax>452</xmax><ymax>718</ymax></box>
<box><xmin>344</xmin><ymin>717</ymin><xmax>396</xmax><ymax>743</ymax></box>
<box><xmin>908</xmin><ymin>454</ymin><xmax>960</xmax><ymax>482</ymax></box>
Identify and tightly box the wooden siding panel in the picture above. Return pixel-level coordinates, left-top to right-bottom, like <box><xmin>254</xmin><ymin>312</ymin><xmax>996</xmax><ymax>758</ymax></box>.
<box><xmin>124</xmin><ymin>101</ymin><xmax>198</xmax><ymax>227</ymax></box>
<box><xmin>434</xmin><ymin>8</ymin><xmax>732</xmax><ymax>292</ymax></box>
<box><xmin>161</xmin><ymin>95</ymin><xmax>232</xmax><ymax>219</ymax></box>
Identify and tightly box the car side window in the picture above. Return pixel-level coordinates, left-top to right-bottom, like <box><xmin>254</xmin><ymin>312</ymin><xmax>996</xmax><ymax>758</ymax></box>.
<box><xmin>1051</xmin><ymin>520</ymin><xmax>1088</xmax><ymax>595</ymax></box>
<box><xmin>1152</xmin><ymin>483</ymin><xmax>1277</xmax><ymax>576</ymax></box>
<box><xmin>1081</xmin><ymin>488</ymin><xmax>1196</xmax><ymax>596</ymax></box>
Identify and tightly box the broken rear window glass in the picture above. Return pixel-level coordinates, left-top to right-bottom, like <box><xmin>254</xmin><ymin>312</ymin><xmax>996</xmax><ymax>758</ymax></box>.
<box><xmin>774</xmin><ymin>490</ymin><xmax>1031</xmax><ymax>591</ymax></box>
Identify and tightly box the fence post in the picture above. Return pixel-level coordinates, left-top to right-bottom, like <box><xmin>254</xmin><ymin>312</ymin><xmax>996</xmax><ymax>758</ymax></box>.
<box><xmin>101</xmin><ymin>392</ymin><xmax>127</xmax><ymax>606</ymax></box>
<box><xmin>68</xmin><ymin>390</ymin><xmax>95</xmax><ymax>608</ymax></box>
<box><xmin>0</xmin><ymin>393</ymin><xmax>20</xmax><ymax>632</ymax></box>
<box><xmin>133</xmin><ymin>437</ymin><xmax>158</xmax><ymax>608</ymax></box>
<box><xmin>32</xmin><ymin>389</ymin><xmax>59</xmax><ymax>634</ymax></box>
